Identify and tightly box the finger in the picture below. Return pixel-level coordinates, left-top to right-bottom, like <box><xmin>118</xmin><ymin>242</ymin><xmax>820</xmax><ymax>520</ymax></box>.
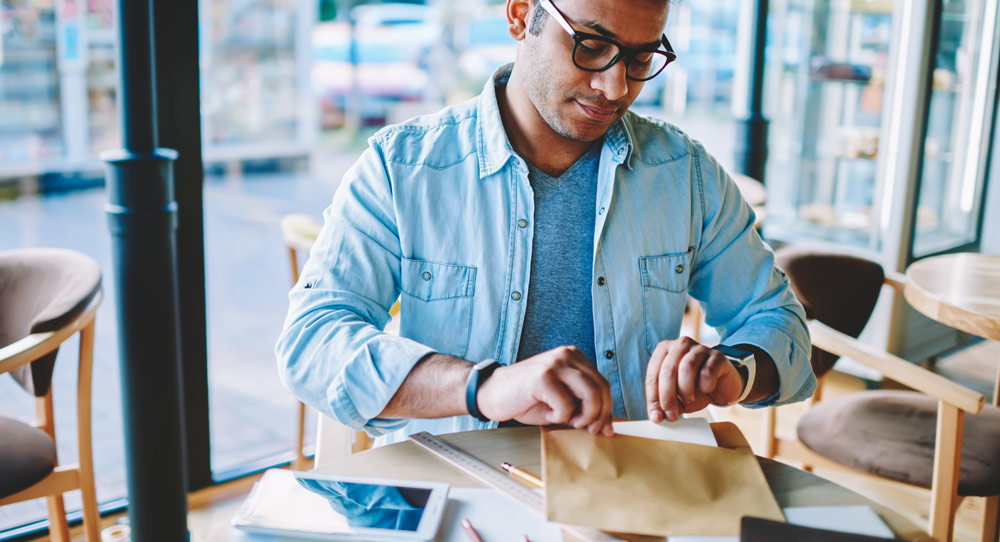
<box><xmin>536</xmin><ymin>372</ymin><xmax>579</xmax><ymax>425</ymax></box>
<box><xmin>658</xmin><ymin>340</ymin><xmax>689</xmax><ymax>422</ymax></box>
<box><xmin>698</xmin><ymin>353</ymin><xmax>729</xmax><ymax>396</ymax></box>
<box><xmin>645</xmin><ymin>341</ymin><xmax>670</xmax><ymax>421</ymax></box>
<box><xmin>677</xmin><ymin>345</ymin><xmax>710</xmax><ymax>407</ymax></box>
<box><xmin>558</xmin><ymin>345</ymin><xmax>606</xmax><ymax>383</ymax></box>
<box><xmin>558</xmin><ymin>367</ymin><xmax>605</xmax><ymax>430</ymax></box>
<box><xmin>586</xmin><ymin>378</ymin><xmax>615</xmax><ymax>435</ymax></box>
<box><xmin>552</xmin><ymin>346</ymin><xmax>612</xmax><ymax>432</ymax></box>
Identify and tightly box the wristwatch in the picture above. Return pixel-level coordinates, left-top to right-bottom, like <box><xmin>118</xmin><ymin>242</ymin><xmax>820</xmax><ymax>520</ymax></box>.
<box><xmin>465</xmin><ymin>359</ymin><xmax>502</xmax><ymax>422</ymax></box>
<box><xmin>712</xmin><ymin>345</ymin><xmax>756</xmax><ymax>405</ymax></box>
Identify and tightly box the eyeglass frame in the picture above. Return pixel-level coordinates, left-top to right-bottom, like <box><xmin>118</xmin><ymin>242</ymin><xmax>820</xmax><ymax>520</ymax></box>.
<box><xmin>538</xmin><ymin>0</ymin><xmax>677</xmax><ymax>82</ymax></box>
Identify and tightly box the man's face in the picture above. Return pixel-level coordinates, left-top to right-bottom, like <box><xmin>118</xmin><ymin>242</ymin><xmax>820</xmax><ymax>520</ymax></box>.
<box><xmin>517</xmin><ymin>0</ymin><xmax>670</xmax><ymax>142</ymax></box>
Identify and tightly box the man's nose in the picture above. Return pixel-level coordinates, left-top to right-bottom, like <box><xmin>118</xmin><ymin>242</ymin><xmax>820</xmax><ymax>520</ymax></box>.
<box><xmin>590</xmin><ymin>60</ymin><xmax>630</xmax><ymax>102</ymax></box>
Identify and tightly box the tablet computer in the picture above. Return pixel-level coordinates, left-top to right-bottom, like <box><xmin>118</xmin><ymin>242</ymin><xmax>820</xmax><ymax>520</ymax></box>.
<box><xmin>232</xmin><ymin>469</ymin><xmax>449</xmax><ymax>541</ymax></box>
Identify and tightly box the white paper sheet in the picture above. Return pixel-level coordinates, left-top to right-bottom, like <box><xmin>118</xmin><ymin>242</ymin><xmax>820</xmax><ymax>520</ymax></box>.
<box><xmin>611</xmin><ymin>417</ymin><xmax>718</xmax><ymax>447</ymax></box>
<box><xmin>437</xmin><ymin>488</ymin><xmax>563</xmax><ymax>542</ymax></box>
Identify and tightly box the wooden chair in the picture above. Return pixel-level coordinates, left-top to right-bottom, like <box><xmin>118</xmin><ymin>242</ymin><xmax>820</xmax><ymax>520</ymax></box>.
<box><xmin>281</xmin><ymin>214</ymin><xmax>401</xmax><ymax>467</ymax></box>
<box><xmin>761</xmin><ymin>246</ymin><xmax>999</xmax><ymax>542</ymax></box>
<box><xmin>0</xmin><ymin>248</ymin><xmax>102</xmax><ymax>542</ymax></box>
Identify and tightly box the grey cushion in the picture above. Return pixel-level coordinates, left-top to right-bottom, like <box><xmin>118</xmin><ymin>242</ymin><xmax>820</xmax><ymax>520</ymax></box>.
<box><xmin>798</xmin><ymin>391</ymin><xmax>1000</xmax><ymax>496</ymax></box>
<box><xmin>0</xmin><ymin>248</ymin><xmax>101</xmax><ymax>396</ymax></box>
<box><xmin>0</xmin><ymin>415</ymin><xmax>57</xmax><ymax>497</ymax></box>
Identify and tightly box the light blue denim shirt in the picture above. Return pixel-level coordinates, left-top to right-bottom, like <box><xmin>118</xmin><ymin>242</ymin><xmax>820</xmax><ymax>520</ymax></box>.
<box><xmin>276</xmin><ymin>66</ymin><xmax>816</xmax><ymax>446</ymax></box>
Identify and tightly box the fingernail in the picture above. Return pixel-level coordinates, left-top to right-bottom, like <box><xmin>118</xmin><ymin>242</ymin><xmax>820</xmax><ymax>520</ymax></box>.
<box><xmin>664</xmin><ymin>410</ymin><xmax>674</xmax><ymax>420</ymax></box>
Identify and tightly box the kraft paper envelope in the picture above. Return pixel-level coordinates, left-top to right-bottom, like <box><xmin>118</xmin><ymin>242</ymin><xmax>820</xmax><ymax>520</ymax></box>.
<box><xmin>542</xmin><ymin>429</ymin><xmax>784</xmax><ymax>537</ymax></box>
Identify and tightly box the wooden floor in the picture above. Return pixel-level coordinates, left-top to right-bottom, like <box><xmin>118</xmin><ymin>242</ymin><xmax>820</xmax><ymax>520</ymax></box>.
<box><xmin>22</xmin><ymin>341</ymin><xmax>1000</xmax><ymax>542</ymax></box>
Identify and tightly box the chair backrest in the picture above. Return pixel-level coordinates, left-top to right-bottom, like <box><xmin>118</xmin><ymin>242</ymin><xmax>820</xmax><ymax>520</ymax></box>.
<box><xmin>774</xmin><ymin>246</ymin><xmax>885</xmax><ymax>378</ymax></box>
<box><xmin>0</xmin><ymin>248</ymin><xmax>101</xmax><ymax>396</ymax></box>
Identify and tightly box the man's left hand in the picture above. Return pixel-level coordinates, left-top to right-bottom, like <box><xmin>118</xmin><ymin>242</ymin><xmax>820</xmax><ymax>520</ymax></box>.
<box><xmin>645</xmin><ymin>336</ymin><xmax>745</xmax><ymax>422</ymax></box>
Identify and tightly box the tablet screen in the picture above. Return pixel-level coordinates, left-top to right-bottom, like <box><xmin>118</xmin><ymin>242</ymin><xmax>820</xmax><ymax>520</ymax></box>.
<box><xmin>233</xmin><ymin>470</ymin><xmax>446</xmax><ymax>538</ymax></box>
<box><xmin>294</xmin><ymin>475</ymin><xmax>433</xmax><ymax>532</ymax></box>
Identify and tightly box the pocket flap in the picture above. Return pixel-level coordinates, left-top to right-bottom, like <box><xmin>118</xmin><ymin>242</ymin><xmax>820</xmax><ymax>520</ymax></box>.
<box><xmin>401</xmin><ymin>258</ymin><xmax>477</xmax><ymax>301</ymax></box>
<box><xmin>640</xmin><ymin>251</ymin><xmax>692</xmax><ymax>293</ymax></box>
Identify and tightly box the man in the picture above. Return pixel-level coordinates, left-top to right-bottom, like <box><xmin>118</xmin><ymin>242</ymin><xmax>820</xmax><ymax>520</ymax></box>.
<box><xmin>276</xmin><ymin>0</ymin><xmax>816</xmax><ymax>446</ymax></box>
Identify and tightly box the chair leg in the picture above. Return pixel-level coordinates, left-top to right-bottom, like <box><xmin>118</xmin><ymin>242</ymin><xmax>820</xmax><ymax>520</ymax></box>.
<box><xmin>294</xmin><ymin>401</ymin><xmax>307</xmax><ymax>469</ymax></box>
<box><xmin>78</xmin><ymin>319</ymin><xmax>101</xmax><ymax>542</ymax></box>
<box><xmin>761</xmin><ymin>407</ymin><xmax>776</xmax><ymax>458</ymax></box>
<box><xmin>982</xmin><ymin>495</ymin><xmax>1000</xmax><ymax>542</ymax></box>
<box><xmin>45</xmin><ymin>494</ymin><xmax>70</xmax><ymax>542</ymax></box>
<box><xmin>929</xmin><ymin>402</ymin><xmax>964</xmax><ymax>542</ymax></box>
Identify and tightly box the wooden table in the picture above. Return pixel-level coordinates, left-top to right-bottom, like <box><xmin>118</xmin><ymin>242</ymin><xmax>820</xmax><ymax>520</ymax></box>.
<box><xmin>904</xmin><ymin>252</ymin><xmax>1000</xmax><ymax>403</ymax></box>
<box><xmin>305</xmin><ymin>423</ymin><xmax>929</xmax><ymax>541</ymax></box>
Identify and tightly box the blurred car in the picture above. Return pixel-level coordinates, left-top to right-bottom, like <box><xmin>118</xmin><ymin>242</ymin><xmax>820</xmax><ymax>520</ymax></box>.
<box><xmin>312</xmin><ymin>3</ymin><xmax>440</xmax><ymax>127</ymax></box>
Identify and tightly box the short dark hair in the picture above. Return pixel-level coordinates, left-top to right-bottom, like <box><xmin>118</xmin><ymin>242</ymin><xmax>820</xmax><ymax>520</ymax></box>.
<box><xmin>527</xmin><ymin>0</ymin><xmax>673</xmax><ymax>36</ymax></box>
<box><xmin>527</xmin><ymin>1</ymin><xmax>547</xmax><ymax>36</ymax></box>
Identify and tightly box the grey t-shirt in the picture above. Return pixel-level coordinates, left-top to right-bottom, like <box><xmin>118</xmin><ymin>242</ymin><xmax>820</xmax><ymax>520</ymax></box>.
<box><xmin>515</xmin><ymin>143</ymin><xmax>601</xmax><ymax>365</ymax></box>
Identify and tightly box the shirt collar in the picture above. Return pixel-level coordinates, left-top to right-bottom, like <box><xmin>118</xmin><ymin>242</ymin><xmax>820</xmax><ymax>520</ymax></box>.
<box><xmin>476</xmin><ymin>63</ymin><xmax>636</xmax><ymax>178</ymax></box>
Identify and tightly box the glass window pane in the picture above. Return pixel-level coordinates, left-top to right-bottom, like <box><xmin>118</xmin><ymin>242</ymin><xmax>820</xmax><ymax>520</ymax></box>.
<box><xmin>912</xmin><ymin>0</ymin><xmax>995</xmax><ymax>257</ymax></box>
<box><xmin>764</xmin><ymin>1</ymin><xmax>895</xmax><ymax>251</ymax></box>
<box><xmin>0</xmin><ymin>1</ymin><xmax>65</xmax><ymax>167</ymax></box>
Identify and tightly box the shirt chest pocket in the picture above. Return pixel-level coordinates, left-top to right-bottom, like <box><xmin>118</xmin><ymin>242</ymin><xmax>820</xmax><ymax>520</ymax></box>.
<box><xmin>399</xmin><ymin>257</ymin><xmax>477</xmax><ymax>359</ymax></box>
<box><xmin>639</xmin><ymin>250</ymin><xmax>692</xmax><ymax>354</ymax></box>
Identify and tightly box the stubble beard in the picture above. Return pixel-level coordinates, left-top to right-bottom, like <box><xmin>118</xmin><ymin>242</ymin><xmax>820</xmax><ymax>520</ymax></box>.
<box><xmin>520</xmin><ymin>48</ymin><xmax>620</xmax><ymax>143</ymax></box>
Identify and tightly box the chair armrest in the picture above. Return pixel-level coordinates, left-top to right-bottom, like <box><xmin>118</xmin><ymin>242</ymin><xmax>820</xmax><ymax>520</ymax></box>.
<box><xmin>807</xmin><ymin>319</ymin><xmax>984</xmax><ymax>414</ymax></box>
<box><xmin>0</xmin><ymin>331</ymin><xmax>60</xmax><ymax>375</ymax></box>
<box><xmin>883</xmin><ymin>270</ymin><xmax>907</xmax><ymax>294</ymax></box>
<box><xmin>0</xmin><ymin>291</ymin><xmax>101</xmax><ymax>376</ymax></box>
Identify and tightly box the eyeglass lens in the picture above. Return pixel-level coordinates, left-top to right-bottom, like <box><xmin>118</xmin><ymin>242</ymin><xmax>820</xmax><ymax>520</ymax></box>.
<box><xmin>573</xmin><ymin>38</ymin><xmax>669</xmax><ymax>80</ymax></box>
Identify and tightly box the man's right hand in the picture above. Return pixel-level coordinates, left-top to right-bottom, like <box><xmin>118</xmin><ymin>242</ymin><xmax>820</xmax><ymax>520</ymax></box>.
<box><xmin>475</xmin><ymin>346</ymin><xmax>614</xmax><ymax>437</ymax></box>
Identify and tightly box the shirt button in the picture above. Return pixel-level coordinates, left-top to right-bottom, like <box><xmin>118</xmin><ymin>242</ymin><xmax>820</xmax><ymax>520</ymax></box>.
<box><xmin>599</xmin><ymin>207</ymin><xmax>605</xmax><ymax>215</ymax></box>
<box><xmin>605</xmin><ymin>350</ymin><xmax>615</xmax><ymax>359</ymax></box>
<box><xmin>422</xmin><ymin>271</ymin><xmax>432</xmax><ymax>281</ymax></box>
<box><xmin>518</xmin><ymin>218</ymin><xmax>528</xmax><ymax>228</ymax></box>
<box><xmin>511</xmin><ymin>291</ymin><xmax>522</xmax><ymax>301</ymax></box>
<box><xmin>597</xmin><ymin>276</ymin><xmax>606</xmax><ymax>286</ymax></box>
<box><xmin>675</xmin><ymin>264</ymin><xmax>685</xmax><ymax>274</ymax></box>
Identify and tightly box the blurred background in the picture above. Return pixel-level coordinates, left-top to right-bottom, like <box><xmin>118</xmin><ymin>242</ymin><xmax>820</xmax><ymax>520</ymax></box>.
<box><xmin>1</xmin><ymin>0</ymin><xmax>998</xmax><ymax>537</ymax></box>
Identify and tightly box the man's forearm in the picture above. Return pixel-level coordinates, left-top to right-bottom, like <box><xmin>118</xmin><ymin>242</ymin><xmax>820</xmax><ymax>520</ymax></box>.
<box><xmin>378</xmin><ymin>353</ymin><xmax>472</xmax><ymax>419</ymax></box>
<box><xmin>733</xmin><ymin>343</ymin><xmax>778</xmax><ymax>404</ymax></box>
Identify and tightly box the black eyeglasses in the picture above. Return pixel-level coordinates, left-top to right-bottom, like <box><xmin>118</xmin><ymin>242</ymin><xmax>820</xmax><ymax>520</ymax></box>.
<box><xmin>539</xmin><ymin>0</ymin><xmax>676</xmax><ymax>82</ymax></box>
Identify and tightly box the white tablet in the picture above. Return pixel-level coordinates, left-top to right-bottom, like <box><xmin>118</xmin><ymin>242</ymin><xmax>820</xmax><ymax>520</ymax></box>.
<box><xmin>232</xmin><ymin>469</ymin><xmax>449</xmax><ymax>541</ymax></box>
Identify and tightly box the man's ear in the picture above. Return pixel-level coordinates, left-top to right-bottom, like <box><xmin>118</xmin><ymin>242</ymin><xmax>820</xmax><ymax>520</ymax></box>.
<box><xmin>506</xmin><ymin>0</ymin><xmax>532</xmax><ymax>41</ymax></box>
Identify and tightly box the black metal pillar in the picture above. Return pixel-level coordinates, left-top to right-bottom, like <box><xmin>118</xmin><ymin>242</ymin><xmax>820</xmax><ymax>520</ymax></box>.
<box><xmin>152</xmin><ymin>0</ymin><xmax>213</xmax><ymax>492</ymax></box>
<box><xmin>102</xmin><ymin>0</ymin><xmax>189</xmax><ymax>539</ymax></box>
<box><xmin>734</xmin><ymin>0</ymin><xmax>770</xmax><ymax>183</ymax></box>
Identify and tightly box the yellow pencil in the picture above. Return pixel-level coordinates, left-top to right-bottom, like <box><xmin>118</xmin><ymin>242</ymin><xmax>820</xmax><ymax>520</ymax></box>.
<box><xmin>501</xmin><ymin>461</ymin><xmax>544</xmax><ymax>489</ymax></box>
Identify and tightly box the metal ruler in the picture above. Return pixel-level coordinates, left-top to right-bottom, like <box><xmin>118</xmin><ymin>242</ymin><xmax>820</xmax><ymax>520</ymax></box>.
<box><xmin>408</xmin><ymin>431</ymin><xmax>623</xmax><ymax>542</ymax></box>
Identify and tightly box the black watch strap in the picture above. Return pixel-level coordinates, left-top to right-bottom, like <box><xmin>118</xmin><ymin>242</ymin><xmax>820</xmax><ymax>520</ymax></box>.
<box><xmin>465</xmin><ymin>359</ymin><xmax>501</xmax><ymax>422</ymax></box>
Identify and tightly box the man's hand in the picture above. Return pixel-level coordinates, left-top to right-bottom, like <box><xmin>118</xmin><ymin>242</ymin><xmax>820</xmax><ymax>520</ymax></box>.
<box><xmin>477</xmin><ymin>345</ymin><xmax>615</xmax><ymax>436</ymax></box>
<box><xmin>645</xmin><ymin>337</ymin><xmax>745</xmax><ymax>422</ymax></box>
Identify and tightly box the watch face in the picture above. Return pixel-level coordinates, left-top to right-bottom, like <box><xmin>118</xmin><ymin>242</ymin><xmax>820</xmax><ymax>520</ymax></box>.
<box><xmin>713</xmin><ymin>345</ymin><xmax>753</xmax><ymax>361</ymax></box>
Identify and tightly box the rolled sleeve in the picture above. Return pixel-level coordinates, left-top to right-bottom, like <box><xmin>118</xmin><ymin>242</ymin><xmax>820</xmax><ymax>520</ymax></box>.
<box><xmin>688</xmin><ymin>143</ymin><xmax>817</xmax><ymax>407</ymax></box>
<box><xmin>275</xmin><ymin>141</ymin><xmax>434</xmax><ymax>435</ymax></box>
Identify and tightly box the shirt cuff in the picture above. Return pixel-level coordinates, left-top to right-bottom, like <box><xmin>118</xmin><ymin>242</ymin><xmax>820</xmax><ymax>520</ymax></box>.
<box><xmin>326</xmin><ymin>336</ymin><xmax>436</xmax><ymax>436</ymax></box>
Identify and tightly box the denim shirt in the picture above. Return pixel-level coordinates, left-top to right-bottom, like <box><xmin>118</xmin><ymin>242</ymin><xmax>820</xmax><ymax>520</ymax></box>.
<box><xmin>276</xmin><ymin>66</ymin><xmax>817</xmax><ymax>446</ymax></box>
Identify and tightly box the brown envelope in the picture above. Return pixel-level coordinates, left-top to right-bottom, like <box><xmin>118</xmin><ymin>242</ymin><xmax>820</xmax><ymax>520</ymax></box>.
<box><xmin>542</xmin><ymin>429</ymin><xmax>784</xmax><ymax>537</ymax></box>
